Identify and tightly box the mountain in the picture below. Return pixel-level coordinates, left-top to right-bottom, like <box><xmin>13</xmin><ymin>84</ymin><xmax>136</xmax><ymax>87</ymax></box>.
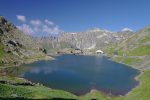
<box><xmin>0</xmin><ymin>16</ymin><xmax>122</xmax><ymax>65</ymax></box>
<box><xmin>106</xmin><ymin>26</ymin><xmax>150</xmax><ymax>70</ymax></box>
<box><xmin>0</xmin><ymin>16</ymin><xmax>47</xmax><ymax>66</ymax></box>
<box><xmin>58</xmin><ymin>29</ymin><xmax>134</xmax><ymax>50</ymax></box>
<box><xmin>38</xmin><ymin>28</ymin><xmax>134</xmax><ymax>54</ymax></box>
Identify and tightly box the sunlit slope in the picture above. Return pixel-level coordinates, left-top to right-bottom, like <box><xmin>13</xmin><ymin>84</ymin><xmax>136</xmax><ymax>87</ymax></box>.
<box><xmin>105</xmin><ymin>26</ymin><xmax>150</xmax><ymax>70</ymax></box>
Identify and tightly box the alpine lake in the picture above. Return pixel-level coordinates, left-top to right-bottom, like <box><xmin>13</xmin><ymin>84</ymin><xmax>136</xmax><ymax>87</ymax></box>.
<box><xmin>3</xmin><ymin>54</ymin><xmax>140</xmax><ymax>96</ymax></box>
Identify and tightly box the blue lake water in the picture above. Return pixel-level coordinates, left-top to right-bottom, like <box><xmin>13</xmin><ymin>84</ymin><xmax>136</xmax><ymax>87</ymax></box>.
<box><xmin>18</xmin><ymin>54</ymin><xmax>139</xmax><ymax>95</ymax></box>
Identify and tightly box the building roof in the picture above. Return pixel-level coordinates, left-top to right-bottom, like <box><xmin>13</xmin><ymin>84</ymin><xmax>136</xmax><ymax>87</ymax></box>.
<box><xmin>96</xmin><ymin>50</ymin><xmax>103</xmax><ymax>53</ymax></box>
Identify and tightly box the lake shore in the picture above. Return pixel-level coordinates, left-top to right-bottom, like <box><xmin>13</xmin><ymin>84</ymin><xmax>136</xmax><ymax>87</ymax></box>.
<box><xmin>0</xmin><ymin>54</ymin><xmax>149</xmax><ymax>100</ymax></box>
<box><xmin>0</xmin><ymin>55</ymin><xmax>55</xmax><ymax>68</ymax></box>
<box><xmin>19</xmin><ymin>54</ymin><xmax>142</xmax><ymax>95</ymax></box>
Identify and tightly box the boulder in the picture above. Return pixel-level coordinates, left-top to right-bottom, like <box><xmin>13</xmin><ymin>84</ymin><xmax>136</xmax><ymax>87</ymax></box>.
<box><xmin>39</xmin><ymin>47</ymin><xmax>47</xmax><ymax>54</ymax></box>
<box><xmin>7</xmin><ymin>40</ymin><xmax>23</xmax><ymax>48</ymax></box>
<box><xmin>43</xmin><ymin>49</ymin><xmax>47</xmax><ymax>54</ymax></box>
<box><xmin>8</xmin><ymin>40</ymin><xmax>17</xmax><ymax>46</ymax></box>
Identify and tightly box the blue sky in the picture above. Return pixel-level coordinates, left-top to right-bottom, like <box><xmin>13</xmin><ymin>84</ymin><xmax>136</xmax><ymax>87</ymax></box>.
<box><xmin>0</xmin><ymin>0</ymin><xmax>150</xmax><ymax>36</ymax></box>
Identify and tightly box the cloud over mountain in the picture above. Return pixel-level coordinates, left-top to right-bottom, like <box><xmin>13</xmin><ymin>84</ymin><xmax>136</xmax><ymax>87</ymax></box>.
<box><xmin>16</xmin><ymin>15</ymin><xmax>62</xmax><ymax>36</ymax></box>
<box><xmin>121</xmin><ymin>27</ymin><xmax>133</xmax><ymax>32</ymax></box>
<box><xmin>30</xmin><ymin>20</ymin><xmax>42</xmax><ymax>27</ymax></box>
<box><xmin>45</xmin><ymin>19</ymin><xmax>54</xmax><ymax>25</ymax></box>
<box><xmin>17</xmin><ymin>24</ymin><xmax>34</xmax><ymax>34</ymax></box>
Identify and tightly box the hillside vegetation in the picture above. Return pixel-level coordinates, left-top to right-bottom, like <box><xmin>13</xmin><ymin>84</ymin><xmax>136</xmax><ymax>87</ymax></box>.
<box><xmin>0</xmin><ymin>76</ymin><xmax>77</xmax><ymax>99</ymax></box>
<box><xmin>105</xmin><ymin>26</ymin><xmax>150</xmax><ymax>70</ymax></box>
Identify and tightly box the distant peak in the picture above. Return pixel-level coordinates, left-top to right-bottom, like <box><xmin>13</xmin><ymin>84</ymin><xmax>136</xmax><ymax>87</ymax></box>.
<box><xmin>88</xmin><ymin>28</ymin><xmax>113</xmax><ymax>33</ymax></box>
<box><xmin>121</xmin><ymin>27</ymin><xmax>133</xmax><ymax>32</ymax></box>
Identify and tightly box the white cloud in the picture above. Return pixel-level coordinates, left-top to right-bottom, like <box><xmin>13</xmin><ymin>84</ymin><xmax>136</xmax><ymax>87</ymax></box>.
<box><xmin>17</xmin><ymin>24</ymin><xmax>34</xmax><ymax>34</ymax></box>
<box><xmin>30</xmin><ymin>20</ymin><xmax>42</xmax><ymax>27</ymax></box>
<box><xmin>43</xmin><ymin>25</ymin><xmax>62</xmax><ymax>34</ymax></box>
<box><xmin>43</xmin><ymin>25</ymin><xmax>52</xmax><ymax>34</ymax></box>
<box><xmin>53</xmin><ymin>26</ymin><xmax>61</xmax><ymax>33</ymax></box>
<box><xmin>45</xmin><ymin>19</ymin><xmax>54</xmax><ymax>25</ymax></box>
<box><xmin>16</xmin><ymin>15</ymin><xmax>26</xmax><ymax>22</ymax></box>
<box><xmin>121</xmin><ymin>27</ymin><xmax>133</xmax><ymax>32</ymax></box>
<box><xmin>16</xmin><ymin>17</ymin><xmax>62</xmax><ymax>35</ymax></box>
<box><xmin>33</xmin><ymin>27</ymin><xmax>41</xmax><ymax>32</ymax></box>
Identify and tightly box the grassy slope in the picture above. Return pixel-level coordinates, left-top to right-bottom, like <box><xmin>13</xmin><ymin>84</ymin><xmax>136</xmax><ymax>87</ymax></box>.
<box><xmin>79</xmin><ymin>90</ymin><xmax>110</xmax><ymax>100</ymax></box>
<box><xmin>104</xmin><ymin>26</ymin><xmax>150</xmax><ymax>69</ymax></box>
<box><xmin>0</xmin><ymin>43</ymin><xmax>5</xmax><ymax>66</ymax></box>
<box><xmin>0</xmin><ymin>43</ymin><xmax>4</xmax><ymax>58</ymax></box>
<box><xmin>0</xmin><ymin>76</ymin><xmax>77</xmax><ymax>99</ymax></box>
<box><xmin>128</xmin><ymin>45</ymin><xmax>150</xmax><ymax>56</ymax></box>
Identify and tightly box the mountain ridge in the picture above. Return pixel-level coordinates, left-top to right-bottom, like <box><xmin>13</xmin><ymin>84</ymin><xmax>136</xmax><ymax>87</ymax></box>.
<box><xmin>105</xmin><ymin>25</ymin><xmax>150</xmax><ymax>70</ymax></box>
<box><xmin>0</xmin><ymin>16</ymin><xmax>48</xmax><ymax>66</ymax></box>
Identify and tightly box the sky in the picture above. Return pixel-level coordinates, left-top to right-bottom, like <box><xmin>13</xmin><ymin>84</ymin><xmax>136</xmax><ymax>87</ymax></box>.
<box><xmin>0</xmin><ymin>0</ymin><xmax>150</xmax><ymax>36</ymax></box>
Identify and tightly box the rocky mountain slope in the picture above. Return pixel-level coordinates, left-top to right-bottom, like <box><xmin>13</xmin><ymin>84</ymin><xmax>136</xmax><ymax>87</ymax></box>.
<box><xmin>106</xmin><ymin>26</ymin><xmax>150</xmax><ymax>70</ymax></box>
<box><xmin>60</xmin><ymin>29</ymin><xmax>134</xmax><ymax>49</ymax></box>
<box><xmin>39</xmin><ymin>28</ymin><xmax>134</xmax><ymax>54</ymax></box>
<box><xmin>0</xmin><ymin>16</ymin><xmax>47</xmax><ymax>66</ymax></box>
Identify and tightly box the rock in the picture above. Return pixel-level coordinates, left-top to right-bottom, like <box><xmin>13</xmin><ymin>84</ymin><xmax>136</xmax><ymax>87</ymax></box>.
<box><xmin>12</xmin><ymin>82</ymin><xmax>35</xmax><ymax>86</ymax></box>
<box><xmin>14</xmin><ymin>48</ymin><xmax>20</xmax><ymax>52</ymax></box>
<box><xmin>0</xmin><ymin>16</ymin><xmax>7</xmax><ymax>25</ymax></box>
<box><xmin>70</xmin><ymin>50</ymin><xmax>73</xmax><ymax>53</ymax></box>
<box><xmin>0</xmin><ymin>80</ymin><xmax>7</xmax><ymax>84</ymax></box>
<box><xmin>16</xmin><ymin>41</ymin><xmax>23</xmax><ymax>47</ymax></box>
<box><xmin>39</xmin><ymin>47</ymin><xmax>47</xmax><ymax>54</ymax></box>
<box><xmin>7</xmin><ymin>50</ymin><xmax>11</xmax><ymax>53</ymax></box>
<box><xmin>43</xmin><ymin>49</ymin><xmax>47</xmax><ymax>54</ymax></box>
<box><xmin>14</xmin><ymin>61</ymin><xmax>19</xmax><ymax>66</ymax></box>
<box><xmin>8</xmin><ymin>40</ymin><xmax>17</xmax><ymax>46</ymax></box>
<box><xmin>0</xmin><ymin>29</ymin><xmax>3</xmax><ymax>35</ymax></box>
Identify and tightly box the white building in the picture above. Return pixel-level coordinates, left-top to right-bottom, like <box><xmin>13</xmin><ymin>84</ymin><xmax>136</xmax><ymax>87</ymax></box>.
<box><xmin>96</xmin><ymin>50</ymin><xmax>104</xmax><ymax>54</ymax></box>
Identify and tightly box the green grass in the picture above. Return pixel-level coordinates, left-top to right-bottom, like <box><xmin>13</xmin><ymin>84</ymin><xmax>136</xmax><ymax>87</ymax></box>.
<box><xmin>0</xmin><ymin>75</ymin><xmax>77</xmax><ymax>99</ymax></box>
<box><xmin>0</xmin><ymin>43</ymin><xmax>4</xmax><ymax>59</ymax></box>
<box><xmin>143</xmin><ymin>26</ymin><xmax>150</xmax><ymax>32</ymax></box>
<box><xmin>122</xmin><ymin>57</ymin><xmax>143</xmax><ymax>65</ymax></box>
<box><xmin>140</xmin><ymin>36</ymin><xmax>150</xmax><ymax>43</ymax></box>
<box><xmin>111</xmin><ymin>56</ymin><xmax>123</xmax><ymax>62</ymax></box>
<box><xmin>79</xmin><ymin>90</ymin><xmax>110</xmax><ymax>100</ymax></box>
<box><xmin>0</xmin><ymin>83</ymin><xmax>77</xmax><ymax>99</ymax></box>
<box><xmin>0</xmin><ymin>76</ymin><xmax>27</xmax><ymax>83</ymax></box>
<box><xmin>0</xmin><ymin>43</ymin><xmax>5</xmax><ymax>66</ymax></box>
<box><xmin>128</xmin><ymin>45</ymin><xmax>150</xmax><ymax>56</ymax></box>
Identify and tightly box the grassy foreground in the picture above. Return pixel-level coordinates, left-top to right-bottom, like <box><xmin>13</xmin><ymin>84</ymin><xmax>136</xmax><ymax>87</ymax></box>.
<box><xmin>0</xmin><ymin>76</ymin><xmax>77</xmax><ymax>99</ymax></box>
